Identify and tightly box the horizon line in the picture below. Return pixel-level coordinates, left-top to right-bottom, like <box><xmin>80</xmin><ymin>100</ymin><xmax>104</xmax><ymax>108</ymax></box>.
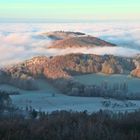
<box><xmin>0</xmin><ymin>18</ymin><xmax>140</xmax><ymax>23</ymax></box>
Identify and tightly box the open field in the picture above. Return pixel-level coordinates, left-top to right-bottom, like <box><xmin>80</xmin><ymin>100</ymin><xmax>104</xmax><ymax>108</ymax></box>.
<box><xmin>0</xmin><ymin>78</ymin><xmax>140</xmax><ymax>113</ymax></box>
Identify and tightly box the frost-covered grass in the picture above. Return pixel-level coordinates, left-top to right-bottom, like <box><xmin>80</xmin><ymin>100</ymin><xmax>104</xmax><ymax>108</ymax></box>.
<box><xmin>0</xmin><ymin>78</ymin><xmax>140</xmax><ymax>113</ymax></box>
<box><xmin>74</xmin><ymin>73</ymin><xmax>140</xmax><ymax>92</ymax></box>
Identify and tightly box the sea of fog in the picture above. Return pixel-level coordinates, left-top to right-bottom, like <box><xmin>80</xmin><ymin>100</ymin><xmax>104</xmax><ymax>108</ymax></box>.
<box><xmin>0</xmin><ymin>21</ymin><xmax>140</xmax><ymax>66</ymax></box>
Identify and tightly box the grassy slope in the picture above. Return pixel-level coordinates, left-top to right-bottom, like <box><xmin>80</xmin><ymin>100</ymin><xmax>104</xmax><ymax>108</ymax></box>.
<box><xmin>0</xmin><ymin>78</ymin><xmax>140</xmax><ymax>113</ymax></box>
<box><xmin>74</xmin><ymin>73</ymin><xmax>140</xmax><ymax>92</ymax></box>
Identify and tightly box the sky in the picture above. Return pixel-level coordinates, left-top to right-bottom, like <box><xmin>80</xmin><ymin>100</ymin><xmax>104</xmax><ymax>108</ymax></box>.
<box><xmin>0</xmin><ymin>0</ymin><xmax>140</xmax><ymax>21</ymax></box>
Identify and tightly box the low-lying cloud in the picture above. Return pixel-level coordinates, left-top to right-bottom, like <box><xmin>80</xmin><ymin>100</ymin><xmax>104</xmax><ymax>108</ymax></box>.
<box><xmin>47</xmin><ymin>47</ymin><xmax>140</xmax><ymax>57</ymax></box>
<box><xmin>0</xmin><ymin>22</ymin><xmax>140</xmax><ymax>66</ymax></box>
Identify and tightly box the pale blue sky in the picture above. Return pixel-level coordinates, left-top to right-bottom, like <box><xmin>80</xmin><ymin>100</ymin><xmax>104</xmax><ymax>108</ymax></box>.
<box><xmin>0</xmin><ymin>0</ymin><xmax>140</xmax><ymax>21</ymax></box>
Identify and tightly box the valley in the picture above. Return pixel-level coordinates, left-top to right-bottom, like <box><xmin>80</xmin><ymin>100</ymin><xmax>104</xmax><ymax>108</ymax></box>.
<box><xmin>0</xmin><ymin>79</ymin><xmax>140</xmax><ymax>113</ymax></box>
<box><xmin>0</xmin><ymin>31</ymin><xmax>140</xmax><ymax>113</ymax></box>
<box><xmin>0</xmin><ymin>1</ymin><xmax>140</xmax><ymax>139</ymax></box>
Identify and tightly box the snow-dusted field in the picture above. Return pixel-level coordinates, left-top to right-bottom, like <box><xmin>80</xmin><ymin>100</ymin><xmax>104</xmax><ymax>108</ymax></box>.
<box><xmin>74</xmin><ymin>73</ymin><xmax>140</xmax><ymax>92</ymax></box>
<box><xmin>0</xmin><ymin>79</ymin><xmax>140</xmax><ymax>113</ymax></box>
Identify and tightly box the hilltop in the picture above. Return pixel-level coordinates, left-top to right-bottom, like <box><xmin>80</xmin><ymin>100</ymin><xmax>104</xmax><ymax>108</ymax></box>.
<box><xmin>0</xmin><ymin>54</ymin><xmax>137</xmax><ymax>89</ymax></box>
<box><xmin>42</xmin><ymin>31</ymin><xmax>116</xmax><ymax>49</ymax></box>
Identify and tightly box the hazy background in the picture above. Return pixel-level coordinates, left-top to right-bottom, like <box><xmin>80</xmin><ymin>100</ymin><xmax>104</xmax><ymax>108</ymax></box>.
<box><xmin>0</xmin><ymin>0</ymin><xmax>140</xmax><ymax>66</ymax></box>
<box><xmin>0</xmin><ymin>21</ymin><xmax>140</xmax><ymax>66</ymax></box>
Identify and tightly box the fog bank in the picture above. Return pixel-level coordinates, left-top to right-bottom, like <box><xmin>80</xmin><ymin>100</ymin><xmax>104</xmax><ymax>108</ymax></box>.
<box><xmin>0</xmin><ymin>22</ymin><xmax>140</xmax><ymax>66</ymax></box>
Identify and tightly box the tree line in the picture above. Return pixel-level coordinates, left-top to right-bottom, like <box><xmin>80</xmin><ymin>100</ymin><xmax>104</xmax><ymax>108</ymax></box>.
<box><xmin>0</xmin><ymin>110</ymin><xmax>140</xmax><ymax>140</ymax></box>
<box><xmin>53</xmin><ymin>79</ymin><xmax>140</xmax><ymax>100</ymax></box>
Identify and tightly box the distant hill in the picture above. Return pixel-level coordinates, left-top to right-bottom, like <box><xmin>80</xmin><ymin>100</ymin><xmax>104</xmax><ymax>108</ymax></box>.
<box><xmin>0</xmin><ymin>54</ymin><xmax>137</xmax><ymax>90</ymax></box>
<box><xmin>42</xmin><ymin>31</ymin><xmax>116</xmax><ymax>49</ymax></box>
